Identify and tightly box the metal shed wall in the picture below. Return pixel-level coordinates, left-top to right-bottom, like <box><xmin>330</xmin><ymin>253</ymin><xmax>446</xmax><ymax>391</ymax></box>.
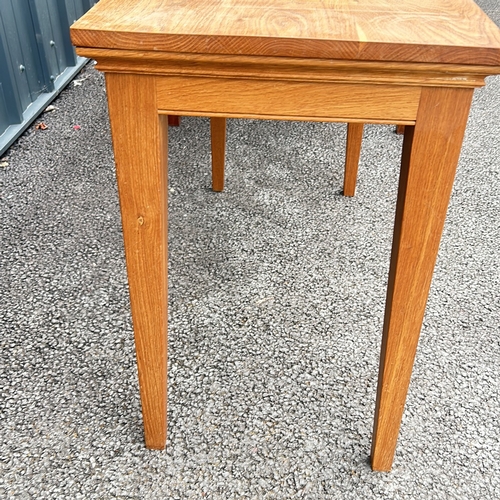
<box><xmin>0</xmin><ymin>0</ymin><xmax>98</xmax><ymax>156</ymax></box>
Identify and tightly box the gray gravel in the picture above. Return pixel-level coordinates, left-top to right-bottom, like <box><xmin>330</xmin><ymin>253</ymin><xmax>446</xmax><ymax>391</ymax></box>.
<box><xmin>1</xmin><ymin>3</ymin><xmax>500</xmax><ymax>498</ymax></box>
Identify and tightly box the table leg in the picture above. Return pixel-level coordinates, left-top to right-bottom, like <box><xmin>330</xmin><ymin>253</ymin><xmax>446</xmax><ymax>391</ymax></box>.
<box><xmin>168</xmin><ymin>115</ymin><xmax>181</xmax><ymax>126</ymax></box>
<box><xmin>343</xmin><ymin>123</ymin><xmax>364</xmax><ymax>196</ymax></box>
<box><xmin>211</xmin><ymin>117</ymin><xmax>226</xmax><ymax>192</ymax></box>
<box><xmin>370</xmin><ymin>87</ymin><xmax>473</xmax><ymax>471</ymax></box>
<box><xmin>105</xmin><ymin>73</ymin><xmax>169</xmax><ymax>449</ymax></box>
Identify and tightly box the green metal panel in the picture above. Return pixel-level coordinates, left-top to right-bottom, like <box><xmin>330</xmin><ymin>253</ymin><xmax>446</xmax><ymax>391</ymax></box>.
<box><xmin>0</xmin><ymin>0</ymin><xmax>98</xmax><ymax>156</ymax></box>
<box><xmin>0</xmin><ymin>17</ymin><xmax>24</xmax><ymax>126</ymax></box>
<box><xmin>1</xmin><ymin>0</ymin><xmax>44</xmax><ymax>112</ymax></box>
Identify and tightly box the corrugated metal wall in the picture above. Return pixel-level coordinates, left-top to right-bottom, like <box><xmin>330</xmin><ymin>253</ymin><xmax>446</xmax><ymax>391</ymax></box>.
<box><xmin>0</xmin><ymin>0</ymin><xmax>98</xmax><ymax>156</ymax></box>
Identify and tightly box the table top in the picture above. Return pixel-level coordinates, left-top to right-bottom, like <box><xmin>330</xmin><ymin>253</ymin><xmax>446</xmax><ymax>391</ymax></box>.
<box><xmin>71</xmin><ymin>0</ymin><xmax>500</xmax><ymax>65</ymax></box>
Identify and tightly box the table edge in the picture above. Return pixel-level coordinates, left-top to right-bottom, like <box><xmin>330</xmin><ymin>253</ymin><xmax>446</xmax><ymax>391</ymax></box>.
<box><xmin>70</xmin><ymin>27</ymin><xmax>500</xmax><ymax>67</ymax></box>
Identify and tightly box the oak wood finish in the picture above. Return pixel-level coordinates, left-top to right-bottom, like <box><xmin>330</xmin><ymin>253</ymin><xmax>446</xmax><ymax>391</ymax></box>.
<box><xmin>80</xmin><ymin>49</ymin><xmax>497</xmax><ymax>89</ymax></box>
<box><xmin>70</xmin><ymin>0</ymin><xmax>500</xmax><ymax>472</ymax></box>
<box><xmin>106</xmin><ymin>73</ymin><xmax>168</xmax><ymax>449</ymax></box>
<box><xmin>344</xmin><ymin>123</ymin><xmax>364</xmax><ymax>197</ymax></box>
<box><xmin>210</xmin><ymin>117</ymin><xmax>226</xmax><ymax>192</ymax></box>
<box><xmin>72</xmin><ymin>0</ymin><xmax>500</xmax><ymax>65</ymax></box>
<box><xmin>371</xmin><ymin>87</ymin><xmax>474</xmax><ymax>470</ymax></box>
<box><xmin>168</xmin><ymin>115</ymin><xmax>181</xmax><ymax>127</ymax></box>
<box><xmin>155</xmin><ymin>77</ymin><xmax>420</xmax><ymax>123</ymax></box>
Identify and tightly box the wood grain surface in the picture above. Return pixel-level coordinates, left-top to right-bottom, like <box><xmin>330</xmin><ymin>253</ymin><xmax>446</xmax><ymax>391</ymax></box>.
<box><xmin>343</xmin><ymin>123</ymin><xmax>364</xmax><ymax>197</ymax></box>
<box><xmin>370</xmin><ymin>86</ymin><xmax>474</xmax><ymax>471</ymax></box>
<box><xmin>76</xmin><ymin>49</ymin><xmax>498</xmax><ymax>90</ymax></box>
<box><xmin>71</xmin><ymin>0</ymin><xmax>500</xmax><ymax>471</ymax></box>
<box><xmin>106</xmin><ymin>73</ymin><xmax>169</xmax><ymax>449</ymax></box>
<box><xmin>71</xmin><ymin>0</ymin><xmax>500</xmax><ymax>64</ymax></box>
<box><xmin>155</xmin><ymin>76</ymin><xmax>421</xmax><ymax>122</ymax></box>
<box><xmin>210</xmin><ymin>117</ymin><xmax>226</xmax><ymax>192</ymax></box>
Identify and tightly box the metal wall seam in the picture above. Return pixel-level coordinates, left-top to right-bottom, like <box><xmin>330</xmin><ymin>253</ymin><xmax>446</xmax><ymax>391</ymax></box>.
<box><xmin>0</xmin><ymin>0</ymin><xmax>98</xmax><ymax>157</ymax></box>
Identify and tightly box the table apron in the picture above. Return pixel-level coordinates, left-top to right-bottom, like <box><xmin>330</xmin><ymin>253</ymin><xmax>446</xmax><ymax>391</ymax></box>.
<box><xmin>155</xmin><ymin>76</ymin><xmax>420</xmax><ymax>124</ymax></box>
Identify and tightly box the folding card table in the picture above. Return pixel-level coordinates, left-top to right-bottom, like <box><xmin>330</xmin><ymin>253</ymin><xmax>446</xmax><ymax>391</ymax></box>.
<box><xmin>71</xmin><ymin>0</ymin><xmax>500</xmax><ymax>471</ymax></box>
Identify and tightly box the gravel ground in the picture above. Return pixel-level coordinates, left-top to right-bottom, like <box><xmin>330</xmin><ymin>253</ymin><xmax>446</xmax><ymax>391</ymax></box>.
<box><xmin>1</xmin><ymin>3</ymin><xmax>500</xmax><ymax>498</ymax></box>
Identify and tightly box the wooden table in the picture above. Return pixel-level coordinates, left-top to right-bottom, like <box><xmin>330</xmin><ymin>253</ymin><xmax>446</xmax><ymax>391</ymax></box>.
<box><xmin>71</xmin><ymin>0</ymin><xmax>500</xmax><ymax>471</ymax></box>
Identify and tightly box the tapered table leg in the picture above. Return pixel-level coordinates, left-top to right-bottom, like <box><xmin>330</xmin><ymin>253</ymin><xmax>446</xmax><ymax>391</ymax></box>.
<box><xmin>211</xmin><ymin>117</ymin><xmax>226</xmax><ymax>192</ymax></box>
<box><xmin>371</xmin><ymin>87</ymin><xmax>474</xmax><ymax>471</ymax></box>
<box><xmin>343</xmin><ymin>123</ymin><xmax>364</xmax><ymax>197</ymax></box>
<box><xmin>105</xmin><ymin>73</ymin><xmax>169</xmax><ymax>449</ymax></box>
